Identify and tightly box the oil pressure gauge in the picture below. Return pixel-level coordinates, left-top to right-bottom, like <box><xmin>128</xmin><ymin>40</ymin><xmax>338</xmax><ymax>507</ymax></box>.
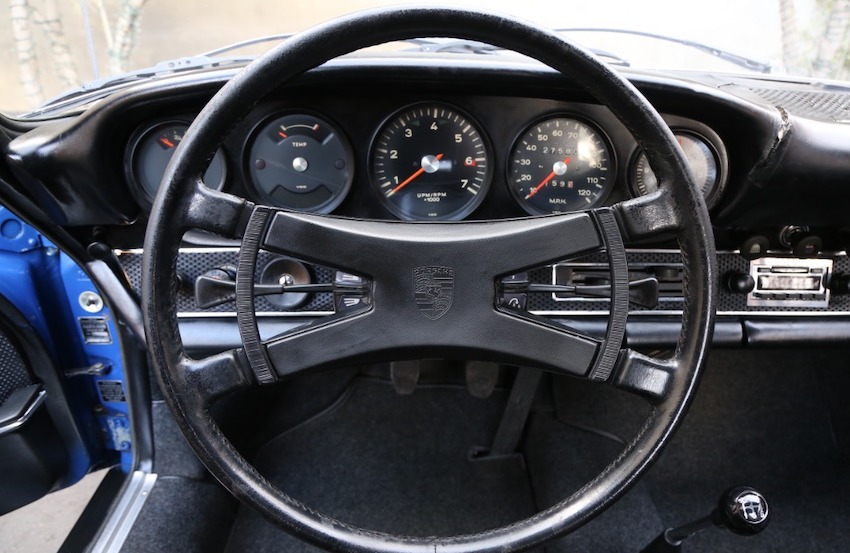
<box><xmin>508</xmin><ymin>116</ymin><xmax>615</xmax><ymax>215</ymax></box>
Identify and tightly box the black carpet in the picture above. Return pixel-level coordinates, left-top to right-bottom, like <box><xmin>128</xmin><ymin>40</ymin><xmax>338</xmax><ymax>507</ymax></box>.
<box><xmin>540</xmin><ymin>348</ymin><xmax>850</xmax><ymax>552</ymax></box>
<box><xmin>643</xmin><ymin>349</ymin><xmax>850</xmax><ymax>552</ymax></box>
<box><xmin>225</xmin><ymin>378</ymin><xmax>539</xmax><ymax>553</ymax></box>
<box><xmin>132</xmin><ymin>348</ymin><xmax>850</xmax><ymax>552</ymax></box>
<box><xmin>120</xmin><ymin>476</ymin><xmax>236</xmax><ymax>553</ymax></box>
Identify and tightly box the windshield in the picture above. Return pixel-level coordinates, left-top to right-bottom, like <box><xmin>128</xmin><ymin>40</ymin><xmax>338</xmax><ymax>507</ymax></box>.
<box><xmin>0</xmin><ymin>0</ymin><xmax>832</xmax><ymax>114</ymax></box>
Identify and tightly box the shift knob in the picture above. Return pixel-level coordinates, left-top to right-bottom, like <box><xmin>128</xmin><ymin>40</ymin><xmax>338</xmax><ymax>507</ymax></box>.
<box><xmin>713</xmin><ymin>486</ymin><xmax>770</xmax><ymax>536</ymax></box>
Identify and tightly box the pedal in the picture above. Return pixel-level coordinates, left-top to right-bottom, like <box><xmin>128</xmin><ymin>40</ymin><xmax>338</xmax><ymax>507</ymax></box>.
<box><xmin>465</xmin><ymin>361</ymin><xmax>499</xmax><ymax>398</ymax></box>
<box><xmin>390</xmin><ymin>360</ymin><xmax>420</xmax><ymax>395</ymax></box>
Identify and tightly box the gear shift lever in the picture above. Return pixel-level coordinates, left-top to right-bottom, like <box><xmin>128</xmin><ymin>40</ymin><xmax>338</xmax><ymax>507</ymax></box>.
<box><xmin>640</xmin><ymin>486</ymin><xmax>770</xmax><ymax>552</ymax></box>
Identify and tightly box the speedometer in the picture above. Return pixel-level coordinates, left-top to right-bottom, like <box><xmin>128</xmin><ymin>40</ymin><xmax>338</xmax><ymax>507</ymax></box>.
<box><xmin>370</xmin><ymin>103</ymin><xmax>491</xmax><ymax>220</ymax></box>
<box><xmin>508</xmin><ymin>116</ymin><xmax>615</xmax><ymax>215</ymax></box>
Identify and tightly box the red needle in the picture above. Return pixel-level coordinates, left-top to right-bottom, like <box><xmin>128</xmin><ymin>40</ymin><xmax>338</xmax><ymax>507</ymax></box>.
<box><xmin>160</xmin><ymin>138</ymin><xmax>175</xmax><ymax>148</ymax></box>
<box><xmin>525</xmin><ymin>157</ymin><xmax>571</xmax><ymax>200</ymax></box>
<box><xmin>388</xmin><ymin>153</ymin><xmax>444</xmax><ymax>196</ymax></box>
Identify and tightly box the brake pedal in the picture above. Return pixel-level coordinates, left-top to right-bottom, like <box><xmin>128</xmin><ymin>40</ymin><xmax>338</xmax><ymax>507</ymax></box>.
<box><xmin>390</xmin><ymin>360</ymin><xmax>420</xmax><ymax>394</ymax></box>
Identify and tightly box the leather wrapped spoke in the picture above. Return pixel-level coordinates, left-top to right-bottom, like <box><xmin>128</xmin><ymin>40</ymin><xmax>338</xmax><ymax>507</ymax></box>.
<box><xmin>612</xmin><ymin>189</ymin><xmax>682</xmax><ymax>242</ymax></box>
<box><xmin>178</xmin><ymin>349</ymin><xmax>251</xmax><ymax>405</ymax></box>
<box><xmin>182</xmin><ymin>179</ymin><xmax>252</xmax><ymax>239</ymax></box>
<box><xmin>611</xmin><ymin>348</ymin><xmax>678</xmax><ymax>404</ymax></box>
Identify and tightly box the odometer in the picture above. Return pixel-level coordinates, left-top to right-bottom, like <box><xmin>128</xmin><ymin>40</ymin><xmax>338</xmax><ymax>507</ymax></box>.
<box><xmin>370</xmin><ymin>103</ymin><xmax>491</xmax><ymax>220</ymax></box>
<box><xmin>509</xmin><ymin>116</ymin><xmax>614</xmax><ymax>215</ymax></box>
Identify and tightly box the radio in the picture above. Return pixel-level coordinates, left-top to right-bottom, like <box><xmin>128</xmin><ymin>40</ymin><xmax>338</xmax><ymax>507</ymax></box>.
<box><xmin>747</xmin><ymin>257</ymin><xmax>832</xmax><ymax>308</ymax></box>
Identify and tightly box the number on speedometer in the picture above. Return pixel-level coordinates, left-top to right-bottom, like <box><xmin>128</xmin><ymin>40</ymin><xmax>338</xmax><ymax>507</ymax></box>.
<box><xmin>508</xmin><ymin>116</ymin><xmax>615</xmax><ymax>215</ymax></box>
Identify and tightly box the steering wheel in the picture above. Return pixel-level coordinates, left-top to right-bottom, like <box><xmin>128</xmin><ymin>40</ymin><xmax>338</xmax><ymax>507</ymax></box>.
<box><xmin>143</xmin><ymin>6</ymin><xmax>716</xmax><ymax>552</ymax></box>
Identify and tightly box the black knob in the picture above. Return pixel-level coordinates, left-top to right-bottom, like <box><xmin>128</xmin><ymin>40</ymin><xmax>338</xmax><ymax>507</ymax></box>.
<box><xmin>726</xmin><ymin>272</ymin><xmax>755</xmax><ymax>294</ymax></box>
<box><xmin>792</xmin><ymin>235</ymin><xmax>822</xmax><ymax>258</ymax></box>
<box><xmin>740</xmin><ymin>235</ymin><xmax>769</xmax><ymax>261</ymax></box>
<box><xmin>713</xmin><ymin>486</ymin><xmax>770</xmax><ymax>536</ymax></box>
<box><xmin>831</xmin><ymin>273</ymin><xmax>850</xmax><ymax>294</ymax></box>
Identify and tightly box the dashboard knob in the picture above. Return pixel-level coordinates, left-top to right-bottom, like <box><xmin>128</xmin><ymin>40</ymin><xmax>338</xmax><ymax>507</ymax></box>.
<box><xmin>739</xmin><ymin>235</ymin><xmax>769</xmax><ymax>261</ymax></box>
<box><xmin>792</xmin><ymin>235</ymin><xmax>822</xmax><ymax>258</ymax></box>
<box><xmin>830</xmin><ymin>273</ymin><xmax>850</xmax><ymax>294</ymax></box>
<box><xmin>726</xmin><ymin>272</ymin><xmax>755</xmax><ymax>294</ymax></box>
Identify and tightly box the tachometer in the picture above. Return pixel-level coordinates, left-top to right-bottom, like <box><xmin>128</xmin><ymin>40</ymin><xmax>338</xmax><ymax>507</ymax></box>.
<box><xmin>246</xmin><ymin>113</ymin><xmax>354</xmax><ymax>213</ymax></box>
<box><xmin>370</xmin><ymin>103</ymin><xmax>491</xmax><ymax>220</ymax></box>
<box><xmin>508</xmin><ymin>116</ymin><xmax>615</xmax><ymax>215</ymax></box>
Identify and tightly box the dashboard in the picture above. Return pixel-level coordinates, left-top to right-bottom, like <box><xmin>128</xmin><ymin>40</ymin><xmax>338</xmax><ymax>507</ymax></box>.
<box><xmin>6</xmin><ymin>55</ymin><xmax>850</xmax><ymax>350</ymax></box>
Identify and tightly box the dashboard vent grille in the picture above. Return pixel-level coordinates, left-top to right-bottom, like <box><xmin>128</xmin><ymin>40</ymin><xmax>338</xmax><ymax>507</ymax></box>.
<box><xmin>744</xmin><ymin>87</ymin><xmax>850</xmax><ymax>122</ymax></box>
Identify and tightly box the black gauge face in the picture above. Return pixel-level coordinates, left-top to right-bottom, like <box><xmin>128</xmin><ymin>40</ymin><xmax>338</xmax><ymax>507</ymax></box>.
<box><xmin>509</xmin><ymin>117</ymin><xmax>614</xmax><ymax>215</ymax></box>
<box><xmin>129</xmin><ymin>122</ymin><xmax>225</xmax><ymax>206</ymax></box>
<box><xmin>631</xmin><ymin>131</ymin><xmax>720</xmax><ymax>203</ymax></box>
<box><xmin>370</xmin><ymin>103</ymin><xmax>491</xmax><ymax>220</ymax></box>
<box><xmin>247</xmin><ymin>114</ymin><xmax>354</xmax><ymax>213</ymax></box>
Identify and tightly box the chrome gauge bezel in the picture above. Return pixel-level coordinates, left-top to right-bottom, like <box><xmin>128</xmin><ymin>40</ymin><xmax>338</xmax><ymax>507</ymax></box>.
<box><xmin>506</xmin><ymin>113</ymin><xmax>617</xmax><ymax>216</ymax></box>
<box><xmin>125</xmin><ymin>119</ymin><xmax>227</xmax><ymax>210</ymax></box>
<box><xmin>628</xmin><ymin>117</ymin><xmax>728</xmax><ymax>209</ymax></box>
<box><xmin>243</xmin><ymin>111</ymin><xmax>355</xmax><ymax>214</ymax></box>
<box><xmin>368</xmin><ymin>102</ymin><xmax>493</xmax><ymax>221</ymax></box>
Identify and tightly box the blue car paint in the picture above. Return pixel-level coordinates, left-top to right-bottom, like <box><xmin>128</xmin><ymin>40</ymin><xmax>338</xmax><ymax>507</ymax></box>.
<box><xmin>0</xmin><ymin>206</ymin><xmax>132</xmax><ymax>482</ymax></box>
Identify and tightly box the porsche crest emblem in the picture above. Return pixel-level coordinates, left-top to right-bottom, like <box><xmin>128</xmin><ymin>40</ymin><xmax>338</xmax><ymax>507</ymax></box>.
<box><xmin>413</xmin><ymin>266</ymin><xmax>454</xmax><ymax>320</ymax></box>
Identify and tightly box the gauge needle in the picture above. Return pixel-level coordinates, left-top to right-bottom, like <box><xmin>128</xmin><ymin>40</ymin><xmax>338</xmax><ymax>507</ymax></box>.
<box><xmin>159</xmin><ymin>138</ymin><xmax>175</xmax><ymax>148</ymax></box>
<box><xmin>388</xmin><ymin>153</ymin><xmax>444</xmax><ymax>196</ymax></box>
<box><xmin>525</xmin><ymin>157</ymin><xmax>571</xmax><ymax>200</ymax></box>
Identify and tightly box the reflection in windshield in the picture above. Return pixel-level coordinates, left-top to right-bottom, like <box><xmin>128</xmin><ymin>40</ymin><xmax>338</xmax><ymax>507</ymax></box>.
<box><xmin>0</xmin><ymin>0</ymin><xmax>841</xmax><ymax>113</ymax></box>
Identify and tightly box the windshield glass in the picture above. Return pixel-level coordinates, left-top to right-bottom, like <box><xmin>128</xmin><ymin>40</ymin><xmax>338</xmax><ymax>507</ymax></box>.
<box><xmin>0</xmin><ymin>0</ymin><xmax>830</xmax><ymax>114</ymax></box>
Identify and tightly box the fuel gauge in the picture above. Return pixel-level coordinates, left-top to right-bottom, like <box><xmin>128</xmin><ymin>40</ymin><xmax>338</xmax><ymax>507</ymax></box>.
<box><xmin>128</xmin><ymin>121</ymin><xmax>226</xmax><ymax>207</ymax></box>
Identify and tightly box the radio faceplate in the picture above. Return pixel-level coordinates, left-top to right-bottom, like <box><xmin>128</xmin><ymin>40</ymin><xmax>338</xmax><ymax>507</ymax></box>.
<box><xmin>747</xmin><ymin>257</ymin><xmax>832</xmax><ymax>308</ymax></box>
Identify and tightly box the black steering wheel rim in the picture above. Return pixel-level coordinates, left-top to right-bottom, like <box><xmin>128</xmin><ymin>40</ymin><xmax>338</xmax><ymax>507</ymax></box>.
<box><xmin>143</xmin><ymin>7</ymin><xmax>717</xmax><ymax>552</ymax></box>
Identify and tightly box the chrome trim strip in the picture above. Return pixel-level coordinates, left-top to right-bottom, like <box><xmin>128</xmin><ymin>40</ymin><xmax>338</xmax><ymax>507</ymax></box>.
<box><xmin>89</xmin><ymin>471</ymin><xmax>157</xmax><ymax>553</ymax></box>
<box><xmin>532</xmin><ymin>309</ymin><xmax>850</xmax><ymax>317</ymax></box>
<box><xmin>0</xmin><ymin>389</ymin><xmax>46</xmax><ymax>438</ymax></box>
<box><xmin>177</xmin><ymin>311</ymin><xmax>332</xmax><ymax>318</ymax></box>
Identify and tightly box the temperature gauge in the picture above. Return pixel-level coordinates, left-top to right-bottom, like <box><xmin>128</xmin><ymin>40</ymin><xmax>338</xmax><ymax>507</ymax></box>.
<box><xmin>246</xmin><ymin>113</ymin><xmax>354</xmax><ymax>213</ymax></box>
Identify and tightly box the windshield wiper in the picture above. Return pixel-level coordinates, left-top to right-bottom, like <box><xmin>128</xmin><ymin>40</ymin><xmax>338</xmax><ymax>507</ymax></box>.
<box><xmin>555</xmin><ymin>28</ymin><xmax>772</xmax><ymax>74</ymax></box>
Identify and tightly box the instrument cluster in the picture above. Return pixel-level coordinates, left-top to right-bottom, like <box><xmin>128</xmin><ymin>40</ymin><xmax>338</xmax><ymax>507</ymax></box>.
<box><xmin>125</xmin><ymin>98</ymin><xmax>727</xmax><ymax>220</ymax></box>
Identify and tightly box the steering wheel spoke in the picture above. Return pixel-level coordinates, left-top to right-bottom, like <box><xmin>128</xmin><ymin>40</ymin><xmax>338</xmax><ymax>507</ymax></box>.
<box><xmin>181</xmin><ymin>179</ymin><xmax>253</xmax><ymax>239</ymax></box>
<box><xmin>612</xmin><ymin>188</ymin><xmax>682</xmax><ymax>242</ymax></box>
<box><xmin>610</xmin><ymin>348</ymin><xmax>677</xmax><ymax>404</ymax></box>
<box><xmin>260</xmin><ymin>207</ymin><xmax>605</xmax><ymax>277</ymax></box>
<box><xmin>176</xmin><ymin>349</ymin><xmax>252</xmax><ymax>405</ymax></box>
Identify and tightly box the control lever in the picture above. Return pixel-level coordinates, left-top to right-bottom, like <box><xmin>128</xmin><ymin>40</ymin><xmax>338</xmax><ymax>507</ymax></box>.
<box><xmin>195</xmin><ymin>270</ymin><xmax>367</xmax><ymax>309</ymax></box>
<box><xmin>640</xmin><ymin>486</ymin><xmax>770</xmax><ymax>552</ymax></box>
<box><xmin>502</xmin><ymin>277</ymin><xmax>659</xmax><ymax>308</ymax></box>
